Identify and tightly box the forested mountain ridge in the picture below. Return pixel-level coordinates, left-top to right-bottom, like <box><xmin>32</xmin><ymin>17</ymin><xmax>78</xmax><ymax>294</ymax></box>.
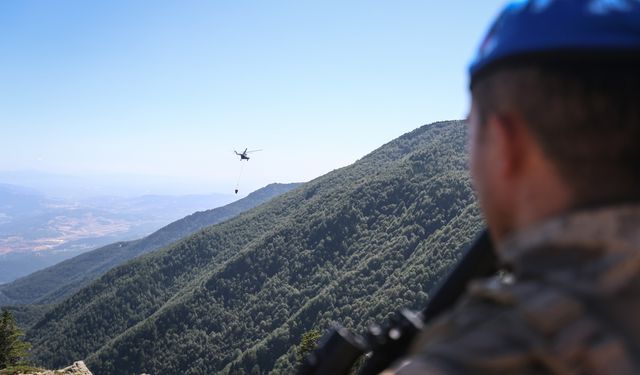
<box><xmin>27</xmin><ymin>120</ymin><xmax>484</xmax><ymax>374</ymax></box>
<box><xmin>0</xmin><ymin>183</ymin><xmax>299</xmax><ymax>308</ymax></box>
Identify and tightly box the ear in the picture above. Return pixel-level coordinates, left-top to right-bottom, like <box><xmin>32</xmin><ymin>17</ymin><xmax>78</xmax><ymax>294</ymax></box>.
<box><xmin>485</xmin><ymin>113</ymin><xmax>528</xmax><ymax>179</ymax></box>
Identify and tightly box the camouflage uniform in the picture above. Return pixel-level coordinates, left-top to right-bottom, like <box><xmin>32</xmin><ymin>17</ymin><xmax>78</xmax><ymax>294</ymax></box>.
<box><xmin>395</xmin><ymin>205</ymin><xmax>640</xmax><ymax>375</ymax></box>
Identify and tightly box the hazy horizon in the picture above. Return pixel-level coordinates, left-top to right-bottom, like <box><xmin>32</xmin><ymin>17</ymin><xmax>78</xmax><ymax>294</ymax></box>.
<box><xmin>0</xmin><ymin>169</ymin><xmax>273</xmax><ymax>198</ymax></box>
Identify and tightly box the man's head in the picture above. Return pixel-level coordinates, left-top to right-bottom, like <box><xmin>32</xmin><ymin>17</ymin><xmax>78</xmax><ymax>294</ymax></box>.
<box><xmin>468</xmin><ymin>0</ymin><xmax>640</xmax><ymax>241</ymax></box>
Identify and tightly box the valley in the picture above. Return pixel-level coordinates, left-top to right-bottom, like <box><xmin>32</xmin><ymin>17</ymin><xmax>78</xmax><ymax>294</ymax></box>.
<box><xmin>0</xmin><ymin>184</ymin><xmax>236</xmax><ymax>283</ymax></box>
<box><xmin>21</xmin><ymin>120</ymin><xmax>482</xmax><ymax>374</ymax></box>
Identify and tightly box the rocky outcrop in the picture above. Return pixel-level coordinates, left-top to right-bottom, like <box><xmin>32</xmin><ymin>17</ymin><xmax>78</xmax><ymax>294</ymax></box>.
<box><xmin>21</xmin><ymin>361</ymin><xmax>93</xmax><ymax>375</ymax></box>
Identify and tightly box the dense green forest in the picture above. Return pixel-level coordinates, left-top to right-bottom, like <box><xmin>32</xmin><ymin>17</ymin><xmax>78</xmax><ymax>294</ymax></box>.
<box><xmin>0</xmin><ymin>183</ymin><xmax>299</xmax><ymax>313</ymax></box>
<box><xmin>26</xmin><ymin>120</ymin><xmax>483</xmax><ymax>374</ymax></box>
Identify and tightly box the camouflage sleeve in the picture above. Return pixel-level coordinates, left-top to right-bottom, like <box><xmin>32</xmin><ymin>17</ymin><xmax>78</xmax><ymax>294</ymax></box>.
<box><xmin>383</xmin><ymin>276</ymin><xmax>534</xmax><ymax>374</ymax></box>
<box><xmin>391</xmin><ymin>276</ymin><xmax>637</xmax><ymax>375</ymax></box>
<box><xmin>399</xmin><ymin>300</ymin><xmax>539</xmax><ymax>374</ymax></box>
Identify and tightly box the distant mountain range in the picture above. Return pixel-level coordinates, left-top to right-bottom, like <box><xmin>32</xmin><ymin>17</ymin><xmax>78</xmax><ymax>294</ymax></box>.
<box><xmin>0</xmin><ymin>183</ymin><xmax>300</xmax><ymax>309</ymax></box>
<box><xmin>24</xmin><ymin>120</ymin><xmax>483</xmax><ymax>374</ymax></box>
<box><xmin>0</xmin><ymin>171</ymin><xmax>227</xmax><ymax>198</ymax></box>
<box><xmin>0</xmin><ymin>184</ymin><xmax>237</xmax><ymax>283</ymax></box>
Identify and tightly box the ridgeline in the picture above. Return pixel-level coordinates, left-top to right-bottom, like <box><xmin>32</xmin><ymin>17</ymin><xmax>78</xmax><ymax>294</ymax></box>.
<box><xmin>0</xmin><ymin>183</ymin><xmax>299</xmax><ymax>322</ymax></box>
<box><xmin>26</xmin><ymin>121</ymin><xmax>483</xmax><ymax>374</ymax></box>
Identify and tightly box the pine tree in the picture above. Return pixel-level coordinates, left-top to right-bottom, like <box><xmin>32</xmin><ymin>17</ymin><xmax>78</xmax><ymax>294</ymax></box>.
<box><xmin>0</xmin><ymin>309</ymin><xmax>31</xmax><ymax>369</ymax></box>
<box><xmin>297</xmin><ymin>328</ymin><xmax>323</xmax><ymax>364</ymax></box>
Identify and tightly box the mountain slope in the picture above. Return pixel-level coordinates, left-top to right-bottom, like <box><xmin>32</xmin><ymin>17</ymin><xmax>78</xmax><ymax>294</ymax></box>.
<box><xmin>0</xmin><ymin>183</ymin><xmax>299</xmax><ymax>307</ymax></box>
<box><xmin>27</xmin><ymin>121</ymin><xmax>483</xmax><ymax>374</ymax></box>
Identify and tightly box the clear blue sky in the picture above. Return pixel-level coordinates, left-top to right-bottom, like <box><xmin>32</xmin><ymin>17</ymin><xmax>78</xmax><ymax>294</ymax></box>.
<box><xmin>0</xmin><ymin>1</ymin><xmax>506</xmax><ymax>195</ymax></box>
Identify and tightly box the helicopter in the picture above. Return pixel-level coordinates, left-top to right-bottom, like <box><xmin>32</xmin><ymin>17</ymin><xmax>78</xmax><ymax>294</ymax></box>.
<box><xmin>233</xmin><ymin>148</ymin><xmax>262</xmax><ymax>194</ymax></box>
<box><xmin>234</xmin><ymin>148</ymin><xmax>261</xmax><ymax>161</ymax></box>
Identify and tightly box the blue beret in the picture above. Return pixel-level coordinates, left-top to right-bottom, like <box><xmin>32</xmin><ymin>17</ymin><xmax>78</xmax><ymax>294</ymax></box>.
<box><xmin>469</xmin><ymin>0</ymin><xmax>640</xmax><ymax>86</ymax></box>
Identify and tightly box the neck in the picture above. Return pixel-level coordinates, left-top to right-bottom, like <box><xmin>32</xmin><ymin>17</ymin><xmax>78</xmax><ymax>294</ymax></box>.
<box><xmin>495</xmin><ymin>162</ymin><xmax>573</xmax><ymax>243</ymax></box>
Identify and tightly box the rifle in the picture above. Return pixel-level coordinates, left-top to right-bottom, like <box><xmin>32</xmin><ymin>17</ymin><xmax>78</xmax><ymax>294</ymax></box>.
<box><xmin>297</xmin><ymin>230</ymin><xmax>497</xmax><ymax>375</ymax></box>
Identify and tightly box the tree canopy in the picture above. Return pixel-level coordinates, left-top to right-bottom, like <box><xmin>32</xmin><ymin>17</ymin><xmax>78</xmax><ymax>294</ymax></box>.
<box><xmin>25</xmin><ymin>121</ymin><xmax>483</xmax><ymax>374</ymax></box>
<box><xmin>0</xmin><ymin>310</ymin><xmax>31</xmax><ymax>369</ymax></box>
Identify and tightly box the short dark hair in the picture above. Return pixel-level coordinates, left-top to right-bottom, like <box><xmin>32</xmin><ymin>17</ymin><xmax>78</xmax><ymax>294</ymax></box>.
<box><xmin>472</xmin><ymin>61</ymin><xmax>640</xmax><ymax>207</ymax></box>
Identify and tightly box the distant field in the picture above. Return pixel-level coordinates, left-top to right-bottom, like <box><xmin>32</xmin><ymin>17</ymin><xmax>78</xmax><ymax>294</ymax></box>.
<box><xmin>0</xmin><ymin>212</ymin><xmax>133</xmax><ymax>255</ymax></box>
<box><xmin>0</xmin><ymin>183</ymin><xmax>235</xmax><ymax>283</ymax></box>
